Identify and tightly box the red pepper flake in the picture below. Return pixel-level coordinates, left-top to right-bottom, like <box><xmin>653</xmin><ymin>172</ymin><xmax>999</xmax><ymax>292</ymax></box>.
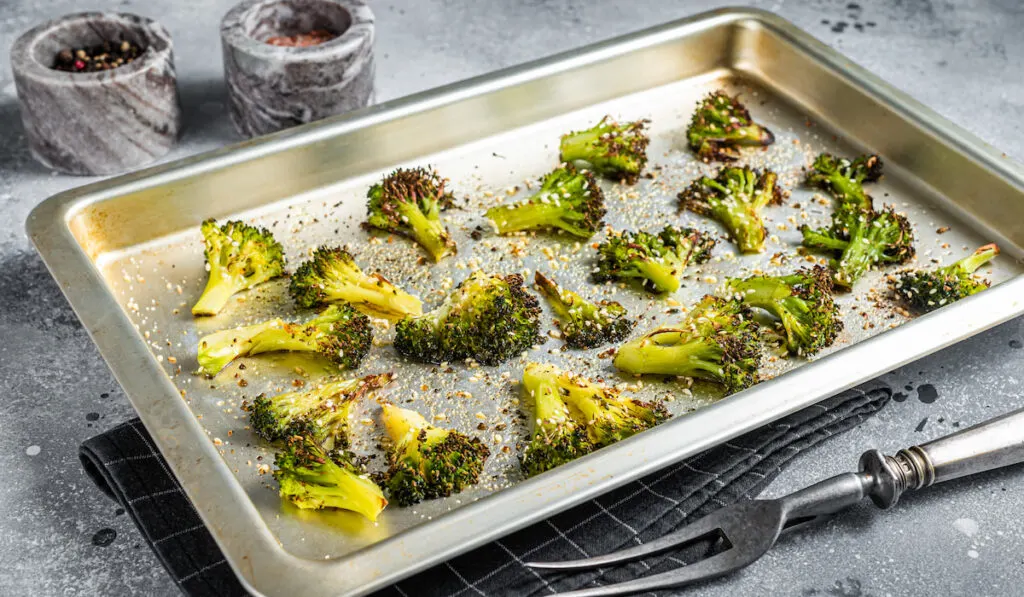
<box><xmin>266</xmin><ymin>29</ymin><xmax>337</xmax><ymax>47</ymax></box>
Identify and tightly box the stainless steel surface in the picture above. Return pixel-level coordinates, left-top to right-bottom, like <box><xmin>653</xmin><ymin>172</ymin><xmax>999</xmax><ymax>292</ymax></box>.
<box><xmin>23</xmin><ymin>8</ymin><xmax>1024</xmax><ymax>597</ymax></box>
<box><xmin>534</xmin><ymin>406</ymin><xmax>1024</xmax><ymax>597</ymax></box>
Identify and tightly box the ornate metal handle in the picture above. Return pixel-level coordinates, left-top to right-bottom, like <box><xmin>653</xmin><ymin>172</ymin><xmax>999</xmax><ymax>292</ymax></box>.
<box><xmin>860</xmin><ymin>406</ymin><xmax>1024</xmax><ymax>509</ymax></box>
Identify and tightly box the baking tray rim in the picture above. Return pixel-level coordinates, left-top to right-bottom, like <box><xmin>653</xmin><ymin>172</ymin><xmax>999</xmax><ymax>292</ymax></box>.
<box><xmin>26</xmin><ymin>7</ymin><xmax>1024</xmax><ymax>597</ymax></box>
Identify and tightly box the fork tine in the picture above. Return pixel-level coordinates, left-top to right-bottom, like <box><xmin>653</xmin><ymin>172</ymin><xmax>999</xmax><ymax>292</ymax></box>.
<box><xmin>526</xmin><ymin>506</ymin><xmax>729</xmax><ymax>570</ymax></box>
<box><xmin>548</xmin><ymin>549</ymin><xmax>745</xmax><ymax>597</ymax></box>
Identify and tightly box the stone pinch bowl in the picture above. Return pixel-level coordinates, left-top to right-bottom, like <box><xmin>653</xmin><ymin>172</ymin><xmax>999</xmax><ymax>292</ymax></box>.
<box><xmin>9</xmin><ymin>12</ymin><xmax>182</xmax><ymax>176</ymax></box>
<box><xmin>221</xmin><ymin>0</ymin><xmax>375</xmax><ymax>138</ymax></box>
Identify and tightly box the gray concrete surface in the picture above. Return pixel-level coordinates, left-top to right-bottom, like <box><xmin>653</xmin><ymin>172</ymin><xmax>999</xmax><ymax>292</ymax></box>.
<box><xmin>1</xmin><ymin>1</ymin><xmax>1022</xmax><ymax>595</ymax></box>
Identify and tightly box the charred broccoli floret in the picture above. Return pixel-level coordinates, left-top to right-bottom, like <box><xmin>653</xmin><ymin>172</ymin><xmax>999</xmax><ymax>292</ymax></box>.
<box><xmin>485</xmin><ymin>165</ymin><xmax>606</xmax><ymax>239</ymax></box>
<box><xmin>519</xmin><ymin>364</ymin><xmax>593</xmax><ymax>477</ymax></box>
<box><xmin>727</xmin><ymin>266</ymin><xmax>842</xmax><ymax>356</ymax></box>
<box><xmin>679</xmin><ymin>166</ymin><xmax>783</xmax><ymax>253</ymax></box>
<box><xmin>613</xmin><ymin>295</ymin><xmax>762</xmax><ymax>392</ymax></box>
<box><xmin>806</xmin><ymin>153</ymin><xmax>882</xmax><ymax>212</ymax></box>
<box><xmin>687</xmin><ymin>91</ymin><xmax>775</xmax><ymax>162</ymax></box>
<box><xmin>892</xmin><ymin>244</ymin><xmax>999</xmax><ymax>313</ymax></box>
<box><xmin>364</xmin><ymin>167</ymin><xmax>457</xmax><ymax>261</ymax></box>
<box><xmin>559</xmin><ymin>116</ymin><xmax>650</xmax><ymax>183</ymax></box>
<box><xmin>196</xmin><ymin>304</ymin><xmax>372</xmax><ymax>376</ymax></box>
<box><xmin>519</xmin><ymin>363</ymin><xmax>666</xmax><ymax>475</ymax></box>
<box><xmin>534</xmin><ymin>272</ymin><xmax>634</xmax><ymax>349</ymax></box>
<box><xmin>273</xmin><ymin>434</ymin><xmax>388</xmax><ymax>519</ymax></box>
<box><xmin>191</xmin><ymin>219</ymin><xmax>285</xmax><ymax>316</ymax></box>
<box><xmin>593</xmin><ymin>225</ymin><xmax>716</xmax><ymax>293</ymax></box>
<box><xmin>289</xmin><ymin>246</ymin><xmax>422</xmax><ymax>320</ymax></box>
<box><xmin>380</xmin><ymin>404</ymin><xmax>490</xmax><ymax>506</ymax></box>
<box><xmin>801</xmin><ymin>205</ymin><xmax>916</xmax><ymax>289</ymax></box>
<box><xmin>394</xmin><ymin>272</ymin><xmax>542</xmax><ymax>365</ymax></box>
<box><xmin>247</xmin><ymin>373</ymin><xmax>393</xmax><ymax>450</ymax></box>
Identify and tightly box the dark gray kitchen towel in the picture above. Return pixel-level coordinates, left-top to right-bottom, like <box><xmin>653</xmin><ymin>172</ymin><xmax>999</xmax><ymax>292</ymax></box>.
<box><xmin>80</xmin><ymin>381</ymin><xmax>891</xmax><ymax>597</ymax></box>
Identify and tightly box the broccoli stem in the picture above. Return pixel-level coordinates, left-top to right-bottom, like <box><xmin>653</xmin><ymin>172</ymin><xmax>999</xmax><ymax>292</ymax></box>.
<box><xmin>957</xmin><ymin>243</ymin><xmax>999</xmax><ymax>274</ymax></box>
<box><xmin>559</xmin><ymin>129</ymin><xmax>600</xmax><ymax>164</ymax></box>
<box><xmin>488</xmin><ymin>202</ymin><xmax>567</xmax><ymax>235</ymax></box>
<box><xmin>398</xmin><ymin>202</ymin><xmax>451</xmax><ymax>262</ymax></box>
<box><xmin>826</xmin><ymin>173</ymin><xmax>869</xmax><ymax>208</ymax></box>
<box><xmin>636</xmin><ymin>261</ymin><xmax>681</xmax><ymax>293</ymax></box>
<box><xmin>192</xmin><ymin>271</ymin><xmax>240</xmax><ymax>316</ymax></box>
<box><xmin>197</xmin><ymin>320</ymin><xmax>280</xmax><ymax>376</ymax></box>
<box><xmin>381</xmin><ymin>403</ymin><xmax>427</xmax><ymax>442</ymax></box>
<box><xmin>802</xmin><ymin>229</ymin><xmax>850</xmax><ymax>252</ymax></box>
<box><xmin>280</xmin><ymin>466</ymin><xmax>387</xmax><ymax>518</ymax></box>
<box><xmin>716</xmin><ymin>199</ymin><xmax>765</xmax><ymax>253</ymax></box>
<box><xmin>534</xmin><ymin>272</ymin><xmax>573</xmax><ymax>319</ymax></box>
<box><xmin>339</xmin><ymin>281</ymin><xmax>421</xmax><ymax>321</ymax></box>
<box><xmin>612</xmin><ymin>334</ymin><xmax>725</xmax><ymax>380</ymax></box>
<box><xmin>247</xmin><ymin>327</ymin><xmax>318</xmax><ymax>356</ymax></box>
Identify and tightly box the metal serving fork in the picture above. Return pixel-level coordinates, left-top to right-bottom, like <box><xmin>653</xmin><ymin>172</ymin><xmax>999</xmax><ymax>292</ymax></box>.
<box><xmin>527</xmin><ymin>406</ymin><xmax>1024</xmax><ymax>597</ymax></box>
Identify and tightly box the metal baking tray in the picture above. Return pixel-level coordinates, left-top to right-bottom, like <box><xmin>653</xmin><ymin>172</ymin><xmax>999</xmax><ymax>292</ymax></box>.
<box><xmin>27</xmin><ymin>8</ymin><xmax>1024</xmax><ymax>597</ymax></box>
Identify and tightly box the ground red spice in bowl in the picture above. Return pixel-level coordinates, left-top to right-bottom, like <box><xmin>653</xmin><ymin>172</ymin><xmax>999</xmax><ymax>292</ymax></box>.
<box><xmin>53</xmin><ymin>39</ymin><xmax>145</xmax><ymax>73</ymax></box>
<box><xmin>265</xmin><ymin>29</ymin><xmax>337</xmax><ymax>47</ymax></box>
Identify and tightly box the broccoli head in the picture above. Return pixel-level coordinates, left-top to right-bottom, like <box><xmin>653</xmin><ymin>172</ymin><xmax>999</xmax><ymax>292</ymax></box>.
<box><xmin>394</xmin><ymin>271</ymin><xmax>542</xmax><ymax>365</ymax></box>
<box><xmin>196</xmin><ymin>304</ymin><xmax>372</xmax><ymax>376</ymax></box>
<box><xmin>593</xmin><ymin>225</ymin><xmax>716</xmax><ymax>293</ymax></box>
<box><xmin>380</xmin><ymin>404</ymin><xmax>490</xmax><ymax>506</ymax></box>
<box><xmin>289</xmin><ymin>246</ymin><xmax>423</xmax><ymax>321</ymax></box>
<box><xmin>534</xmin><ymin>271</ymin><xmax>634</xmax><ymax>350</ymax></box>
<box><xmin>687</xmin><ymin>91</ymin><xmax>775</xmax><ymax>162</ymax></box>
<box><xmin>191</xmin><ymin>219</ymin><xmax>285</xmax><ymax>316</ymax></box>
<box><xmin>806</xmin><ymin>153</ymin><xmax>882</xmax><ymax>211</ymax></box>
<box><xmin>727</xmin><ymin>266</ymin><xmax>842</xmax><ymax>356</ymax></box>
<box><xmin>273</xmin><ymin>434</ymin><xmax>388</xmax><ymax>519</ymax></box>
<box><xmin>613</xmin><ymin>295</ymin><xmax>762</xmax><ymax>393</ymax></box>
<box><xmin>679</xmin><ymin>166</ymin><xmax>783</xmax><ymax>254</ymax></box>
<box><xmin>364</xmin><ymin>167</ymin><xmax>457</xmax><ymax>262</ymax></box>
<box><xmin>801</xmin><ymin>205</ymin><xmax>916</xmax><ymax>289</ymax></box>
<box><xmin>485</xmin><ymin>165</ymin><xmax>606</xmax><ymax>239</ymax></box>
<box><xmin>519</xmin><ymin>363</ymin><xmax>595</xmax><ymax>478</ymax></box>
<box><xmin>554</xmin><ymin>366</ymin><xmax>668</xmax><ymax>447</ymax></box>
<box><xmin>559</xmin><ymin>116</ymin><xmax>650</xmax><ymax>183</ymax></box>
<box><xmin>892</xmin><ymin>243</ymin><xmax>999</xmax><ymax>313</ymax></box>
<box><xmin>247</xmin><ymin>373</ymin><xmax>393</xmax><ymax>451</ymax></box>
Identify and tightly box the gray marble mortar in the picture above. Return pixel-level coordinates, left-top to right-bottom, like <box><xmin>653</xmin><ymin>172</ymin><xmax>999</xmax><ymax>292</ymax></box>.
<box><xmin>9</xmin><ymin>12</ymin><xmax>182</xmax><ymax>176</ymax></box>
<box><xmin>220</xmin><ymin>0</ymin><xmax>375</xmax><ymax>138</ymax></box>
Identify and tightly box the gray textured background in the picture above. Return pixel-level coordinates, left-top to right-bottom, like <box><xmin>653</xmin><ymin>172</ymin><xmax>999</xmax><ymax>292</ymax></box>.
<box><xmin>1</xmin><ymin>1</ymin><xmax>1023</xmax><ymax>595</ymax></box>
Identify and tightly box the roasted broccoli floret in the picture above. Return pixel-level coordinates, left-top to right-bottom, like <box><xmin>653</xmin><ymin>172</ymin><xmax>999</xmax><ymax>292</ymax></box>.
<box><xmin>192</xmin><ymin>219</ymin><xmax>285</xmax><ymax>316</ymax></box>
<box><xmin>679</xmin><ymin>166</ymin><xmax>783</xmax><ymax>254</ymax></box>
<box><xmin>727</xmin><ymin>266</ymin><xmax>842</xmax><ymax>356</ymax></box>
<box><xmin>247</xmin><ymin>373</ymin><xmax>393</xmax><ymax>450</ymax></box>
<box><xmin>613</xmin><ymin>295</ymin><xmax>761</xmax><ymax>392</ymax></box>
<box><xmin>534</xmin><ymin>272</ymin><xmax>634</xmax><ymax>350</ymax></box>
<box><xmin>593</xmin><ymin>225</ymin><xmax>716</xmax><ymax>293</ymax></box>
<box><xmin>805</xmin><ymin>153</ymin><xmax>882</xmax><ymax>212</ymax></box>
<box><xmin>196</xmin><ymin>304</ymin><xmax>372</xmax><ymax>376</ymax></box>
<box><xmin>380</xmin><ymin>404</ymin><xmax>490</xmax><ymax>506</ymax></box>
<box><xmin>394</xmin><ymin>271</ymin><xmax>541</xmax><ymax>365</ymax></box>
<box><xmin>554</xmin><ymin>365</ymin><xmax>668</xmax><ymax>446</ymax></box>
<box><xmin>519</xmin><ymin>363</ymin><xmax>594</xmax><ymax>477</ymax></box>
<box><xmin>289</xmin><ymin>246</ymin><xmax>422</xmax><ymax>320</ymax></box>
<box><xmin>559</xmin><ymin>116</ymin><xmax>650</xmax><ymax>183</ymax></box>
<box><xmin>801</xmin><ymin>205</ymin><xmax>916</xmax><ymax>289</ymax></box>
<box><xmin>485</xmin><ymin>165</ymin><xmax>606</xmax><ymax>239</ymax></box>
<box><xmin>364</xmin><ymin>167</ymin><xmax>457</xmax><ymax>261</ymax></box>
<box><xmin>892</xmin><ymin>243</ymin><xmax>999</xmax><ymax>313</ymax></box>
<box><xmin>273</xmin><ymin>434</ymin><xmax>388</xmax><ymax>519</ymax></box>
<box><xmin>687</xmin><ymin>91</ymin><xmax>775</xmax><ymax>162</ymax></box>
